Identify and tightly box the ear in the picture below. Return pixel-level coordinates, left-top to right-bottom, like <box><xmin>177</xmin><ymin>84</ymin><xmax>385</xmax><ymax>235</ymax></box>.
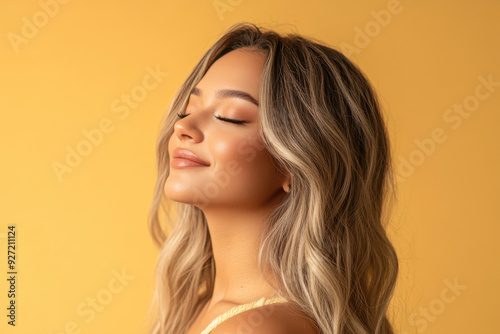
<box><xmin>282</xmin><ymin>172</ymin><xmax>292</xmax><ymax>193</ymax></box>
<box><xmin>274</xmin><ymin>159</ymin><xmax>291</xmax><ymax>193</ymax></box>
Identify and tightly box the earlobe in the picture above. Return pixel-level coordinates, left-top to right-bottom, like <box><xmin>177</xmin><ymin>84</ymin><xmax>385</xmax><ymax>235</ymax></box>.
<box><xmin>278</xmin><ymin>165</ymin><xmax>291</xmax><ymax>193</ymax></box>
<box><xmin>283</xmin><ymin>177</ymin><xmax>291</xmax><ymax>193</ymax></box>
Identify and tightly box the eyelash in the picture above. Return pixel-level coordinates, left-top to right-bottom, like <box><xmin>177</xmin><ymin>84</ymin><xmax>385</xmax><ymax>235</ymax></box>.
<box><xmin>176</xmin><ymin>112</ymin><xmax>246</xmax><ymax>125</ymax></box>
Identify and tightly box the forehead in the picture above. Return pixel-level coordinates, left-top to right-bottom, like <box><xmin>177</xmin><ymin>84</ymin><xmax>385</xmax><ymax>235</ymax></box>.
<box><xmin>196</xmin><ymin>48</ymin><xmax>266</xmax><ymax>100</ymax></box>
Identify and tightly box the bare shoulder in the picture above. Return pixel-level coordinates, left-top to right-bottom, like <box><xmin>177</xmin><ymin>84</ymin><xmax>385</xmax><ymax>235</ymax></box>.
<box><xmin>212</xmin><ymin>302</ymin><xmax>320</xmax><ymax>334</ymax></box>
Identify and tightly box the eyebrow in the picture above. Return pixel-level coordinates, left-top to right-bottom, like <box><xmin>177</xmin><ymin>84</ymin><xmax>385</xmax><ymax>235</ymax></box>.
<box><xmin>190</xmin><ymin>87</ymin><xmax>259</xmax><ymax>107</ymax></box>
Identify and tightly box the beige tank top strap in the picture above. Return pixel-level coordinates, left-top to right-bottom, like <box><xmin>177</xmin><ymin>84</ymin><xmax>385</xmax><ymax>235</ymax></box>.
<box><xmin>199</xmin><ymin>296</ymin><xmax>288</xmax><ymax>334</ymax></box>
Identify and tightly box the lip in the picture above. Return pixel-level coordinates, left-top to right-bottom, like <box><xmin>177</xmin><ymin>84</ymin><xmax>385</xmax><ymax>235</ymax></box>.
<box><xmin>171</xmin><ymin>147</ymin><xmax>210</xmax><ymax>168</ymax></box>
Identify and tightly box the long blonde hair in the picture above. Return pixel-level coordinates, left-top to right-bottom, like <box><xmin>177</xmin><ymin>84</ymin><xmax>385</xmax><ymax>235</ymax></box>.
<box><xmin>144</xmin><ymin>21</ymin><xmax>399</xmax><ymax>334</ymax></box>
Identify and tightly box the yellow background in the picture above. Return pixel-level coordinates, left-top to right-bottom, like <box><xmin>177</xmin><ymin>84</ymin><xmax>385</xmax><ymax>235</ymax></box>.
<box><xmin>1</xmin><ymin>0</ymin><xmax>498</xmax><ymax>333</ymax></box>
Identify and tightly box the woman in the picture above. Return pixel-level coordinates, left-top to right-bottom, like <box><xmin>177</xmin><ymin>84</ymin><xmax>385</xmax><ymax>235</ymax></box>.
<box><xmin>145</xmin><ymin>22</ymin><xmax>399</xmax><ymax>334</ymax></box>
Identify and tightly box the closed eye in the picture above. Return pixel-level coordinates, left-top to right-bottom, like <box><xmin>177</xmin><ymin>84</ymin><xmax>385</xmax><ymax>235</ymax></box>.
<box><xmin>176</xmin><ymin>112</ymin><xmax>246</xmax><ymax>125</ymax></box>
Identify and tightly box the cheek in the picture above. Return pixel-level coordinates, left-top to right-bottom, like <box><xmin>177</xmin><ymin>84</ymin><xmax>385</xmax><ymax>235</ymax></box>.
<box><xmin>167</xmin><ymin>133</ymin><xmax>180</xmax><ymax>160</ymax></box>
<box><xmin>212</xmin><ymin>134</ymin><xmax>277</xmax><ymax>183</ymax></box>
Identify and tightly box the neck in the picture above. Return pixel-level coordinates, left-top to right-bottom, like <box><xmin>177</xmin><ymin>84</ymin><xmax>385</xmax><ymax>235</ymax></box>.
<box><xmin>201</xmin><ymin>197</ymin><xmax>283</xmax><ymax>306</ymax></box>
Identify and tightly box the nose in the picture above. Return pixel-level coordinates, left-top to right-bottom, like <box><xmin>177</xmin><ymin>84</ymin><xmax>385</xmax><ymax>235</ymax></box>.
<box><xmin>173</xmin><ymin>110</ymin><xmax>205</xmax><ymax>142</ymax></box>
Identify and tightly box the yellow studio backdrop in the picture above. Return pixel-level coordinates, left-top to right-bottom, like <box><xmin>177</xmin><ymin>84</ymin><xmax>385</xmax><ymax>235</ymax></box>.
<box><xmin>0</xmin><ymin>0</ymin><xmax>498</xmax><ymax>333</ymax></box>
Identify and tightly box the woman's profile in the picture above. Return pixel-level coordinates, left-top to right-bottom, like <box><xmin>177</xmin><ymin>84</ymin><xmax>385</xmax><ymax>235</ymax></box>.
<box><xmin>145</xmin><ymin>21</ymin><xmax>399</xmax><ymax>334</ymax></box>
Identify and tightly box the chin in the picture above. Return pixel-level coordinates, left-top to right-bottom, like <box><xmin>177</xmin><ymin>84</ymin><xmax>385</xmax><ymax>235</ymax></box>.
<box><xmin>163</xmin><ymin>186</ymin><xmax>206</xmax><ymax>208</ymax></box>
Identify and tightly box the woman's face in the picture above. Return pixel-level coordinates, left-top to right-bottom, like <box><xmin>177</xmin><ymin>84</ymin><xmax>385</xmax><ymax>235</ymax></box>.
<box><xmin>164</xmin><ymin>48</ymin><xmax>288</xmax><ymax>210</ymax></box>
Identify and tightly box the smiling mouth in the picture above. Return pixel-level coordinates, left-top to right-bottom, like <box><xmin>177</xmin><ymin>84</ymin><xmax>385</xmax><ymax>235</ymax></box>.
<box><xmin>171</xmin><ymin>158</ymin><xmax>210</xmax><ymax>168</ymax></box>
